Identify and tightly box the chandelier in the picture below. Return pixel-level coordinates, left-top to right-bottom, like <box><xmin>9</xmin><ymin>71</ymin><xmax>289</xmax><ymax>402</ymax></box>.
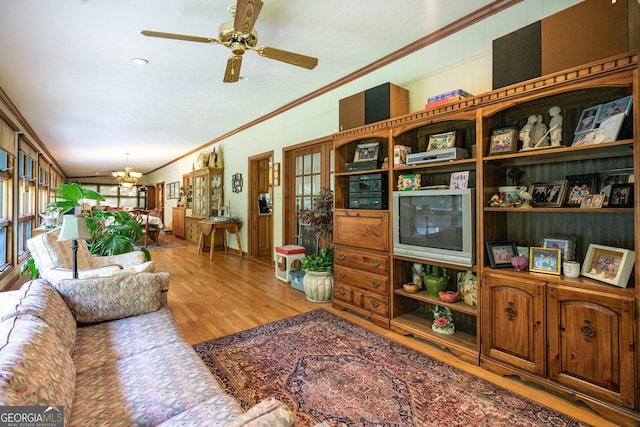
<box><xmin>111</xmin><ymin>153</ymin><xmax>142</xmax><ymax>188</ymax></box>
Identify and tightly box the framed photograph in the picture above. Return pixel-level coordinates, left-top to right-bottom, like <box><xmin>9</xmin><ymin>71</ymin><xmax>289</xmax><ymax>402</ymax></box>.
<box><xmin>572</xmin><ymin>131</ymin><xmax>598</xmax><ymax>146</ymax></box>
<box><xmin>542</xmin><ymin>236</ymin><xmax>575</xmax><ymax>261</ymax></box>
<box><xmin>599</xmin><ymin>168</ymin><xmax>633</xmax><ymax>206</ymax></box>
<box><xmin>353</xmin><ymin>142</ymin><xmax>379</xmax><ymax>162</ymax></box>
<box><xmin>608</xmin><ymin>183</ymin><xmax>634</xmax><ymax>208</ymax></box>
<box><xmin>232</xmin><ymin>173</ymin><xmax>243</xmax><ymax>193</ymax></box>
<box><xmin>596</xmin><ymin>95</ymin><xmax>633</xmax><ymax>123</ymax></box>
<box><xmin>564</xmin><ymin>173</ymin><xmax>598</xmax><ymax>207</ymax></box>
<box><xmin>488</xmin><ymin>127</ymin><xmax>518</xmax><ymax>155</ymax></box>
<box><xmin>528</xmin><ymin>180</ymin><xmax>568</xmax><ymax>207</ymax></box>
<box><xmin>582</xmin><ymin>244</ymin><xmax>635</xmax><ymax>287</ymax></box>
<box><xmin>529</xmin><ymin>247</ymin><xmax>562</xmax><ymax>275</ymax></box>
<box><xmin>580</xmin><ymin>194</ymin><xmax>594</xmax><ymax>208</ymax></box>
<box><xmin>574</xmin><ymin>105</ymin><xmax>601</xmax><ymax>134</ymax></box>
<box><xmin>485</xmin><ymin>241</ymin><xmax>518</xmax><ymax>268</ymax></box>
<box><xmin>427</xmin><ymin>131</ymin><xmax>456</xmax><ymax>151</ymax></box>
<box><xmin>591</xmin><ymin>193</ymin><xmax>604</xmax><ymax>208</ymax></box>
<box><xmin>516</xmin><ymin>246</ymin><xmax>529</xmax><ymax>258</ymax></box>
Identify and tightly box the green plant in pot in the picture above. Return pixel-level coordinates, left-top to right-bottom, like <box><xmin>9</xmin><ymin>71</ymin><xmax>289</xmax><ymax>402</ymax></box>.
<box><xmin>47</xmin><ymin>183</ymin><xmax>149</xmax><ymax>258</ymax></box>
<box><xmin>422</xmin><ymin>264</ymin><xmax>449</xmax><ymax>297</ymax></box>
<box><xmin>298</xmin><ymin>188</ymin><xmax>334</xmax><ymax>302</ymax></box>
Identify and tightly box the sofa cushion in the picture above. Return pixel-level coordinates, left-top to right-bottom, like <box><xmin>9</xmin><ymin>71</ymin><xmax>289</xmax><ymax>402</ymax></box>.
<box><xmin>73</xmin><ymin>307</ymin><xmax>183</xmax><ymax>374</ymax></box>
<box><xmin>1</xmin><ymin>280</ymin><xmax>76</xmax><ymax>353</ymax></box>
<box><xmin>55</xmin><ymin>273</ymin><xmax>165</xmax><ymax>323</ymax></box>
<box><xmin>71</xmin><ymin>341</ymin><xmax>236</xmax><ymax>426</ymax></box>
<box><xmin>0</xmin><ymin>315</ymin><xmax>75</xmax><ymax>418</ymax></box>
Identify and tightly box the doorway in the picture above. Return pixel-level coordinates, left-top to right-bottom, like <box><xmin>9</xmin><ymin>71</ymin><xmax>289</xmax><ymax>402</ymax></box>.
<box><xmin>248</xmin><ymin>152</ymin><xmax>273</xmax><ymax>263</ymax></box>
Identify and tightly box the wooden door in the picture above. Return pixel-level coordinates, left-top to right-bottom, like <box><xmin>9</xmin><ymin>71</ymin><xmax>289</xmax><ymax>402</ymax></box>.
<box><xmin>481</xmin><ymin>271</ymin><xmax>547</xmax><ymax>376</ymax></box>
<box><xmin>248</xmin><ymin>152</ymin><xmax>273</xmax><ymax>259</ymax></box>
<box><xmin>548</xmin><ymin>283</ymin><xmax>636</xmax><ymax>408</ymax></box>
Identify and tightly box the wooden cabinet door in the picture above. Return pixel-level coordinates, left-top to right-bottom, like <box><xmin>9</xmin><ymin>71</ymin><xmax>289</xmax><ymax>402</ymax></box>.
<box><xmin>333</xmin><ymin>209</ymin><xmax>389</xmax><ymax>251</ymax></box>
<box><xmin>548</xmin><ymin>284</ymin><xmax>636</xmax><ymax>409</ymax></box>
<box><xmin>481</xmin><ymin>271</ymin><xmax>546</xmax><ymax>376</ymax></box>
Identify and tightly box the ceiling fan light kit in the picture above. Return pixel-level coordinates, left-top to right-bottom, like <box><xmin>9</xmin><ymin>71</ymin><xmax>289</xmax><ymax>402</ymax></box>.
<box><xmin>141</xmin><ymin>0</ymin><xmax>317</xmax><ymax>83</ymax></box>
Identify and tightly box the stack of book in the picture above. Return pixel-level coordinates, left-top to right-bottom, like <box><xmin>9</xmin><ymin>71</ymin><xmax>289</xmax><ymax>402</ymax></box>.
<box><xmin>425</xmin><ymin>89</ymin><xmax>473</xmax><ymax>108</ymax></box>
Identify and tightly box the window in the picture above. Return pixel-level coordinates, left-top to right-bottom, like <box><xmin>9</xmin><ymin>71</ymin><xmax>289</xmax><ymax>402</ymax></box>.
<box><xmin>18</xmin><ymin>145</ymin><xmax>36</xmax><ymax>259</ymax></box>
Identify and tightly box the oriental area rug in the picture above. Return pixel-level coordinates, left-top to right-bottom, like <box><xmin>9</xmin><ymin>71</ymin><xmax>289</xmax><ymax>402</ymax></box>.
<box><xmin>194</xmin><ymin>309</ymin><xmax>589</xmax><ymax>427</ymax></box>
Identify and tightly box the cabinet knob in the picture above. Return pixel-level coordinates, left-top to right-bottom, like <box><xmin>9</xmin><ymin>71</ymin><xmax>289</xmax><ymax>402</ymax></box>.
<box><xmin>338</xmin><ymin>289</ymin><xmax>346</xmax><ymax>296</ymax></box>
<box><xmin>338</xmin><ymin>253</ymin><xmax>346</xmax><ymax>260</ymax></box>
<box><xmin>580</xmin><ymin>320</ymin><xmax>595</xmax><ymax>342</ymax></box>
<box><xmin>371</xmin><ymin>260</ymin><xmax>379</xmax><ymax>267</ymax></box>
<box><xmin>370</xmin><ymin>280</ymin><xmax>380</xmax><ymax>288</ymax></box>
<box><xmin>338</xmin><ymin>271</ymin><xmax>346</xmax><ymax>279</ymax></box>
<box><xmin>370</xmin><ymin>300</ymin><xmax>380</xmax><ymax>308</ymax></box>
<box><xmin>505</xmin><ymin>301</ymin><xmax>516</xmax><ymax>321</ymax></box>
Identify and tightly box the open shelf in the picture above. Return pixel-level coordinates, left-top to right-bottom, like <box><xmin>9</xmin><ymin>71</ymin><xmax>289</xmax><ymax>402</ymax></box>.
<box><xmin>394</xmin><ymin>289</ymin><xmax>477</xmax><ymax>316</ymax></box>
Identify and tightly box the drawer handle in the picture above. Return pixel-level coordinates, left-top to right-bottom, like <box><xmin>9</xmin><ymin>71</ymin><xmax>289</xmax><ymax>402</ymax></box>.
<box><xmin>580</xmin><ymin>320</ymin><xmax>595</xmax><ymax>342</ymax></box>
<box><xmin>339</xmin><ymin>271</ymin><xmax>346</xmax><ymax>279</ymax></box>
<box><xmin>371</xmin><ymin>260</ymin><xmax>379</xmax><ymax>267</ymax></box>
<box><xmin>338</xmin><ymin>289</ymin><xmax>346</xmax><ymax>296</ymax></box>
<box><xmin>505</xmin><ymin>302</ymin><xmax>516</xmax><ymax>321</ymax></box>
<box><xmin>338</xmin><ymin>253</ymin><xmax>346</xmax><ymax>260</ymax></box>
<box><xmin>370</xmin><ymin>280</ymin><xmax>380</xmax><ymax>288</ymax></box>
<box><xmin>370</xmin><ymin>300</ymin><xmax>380</xmax><ymax>308</ymax></box>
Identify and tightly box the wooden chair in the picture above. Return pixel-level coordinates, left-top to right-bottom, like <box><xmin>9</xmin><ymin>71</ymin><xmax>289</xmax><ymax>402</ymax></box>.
<box><xmin>133</xmin><ymin>211</ymin><xmax>159</xmax><ymax>247</ymax></box>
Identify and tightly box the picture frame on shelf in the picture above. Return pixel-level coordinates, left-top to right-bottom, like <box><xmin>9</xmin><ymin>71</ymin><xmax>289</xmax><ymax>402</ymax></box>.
<box><xmin>529</xmin><ymin>247</ymin><xmax>562</xmax><ymax>275</ymax></box>
<box><xmin>574</xmin><ymin>105</ymin><xmax>601</xmax><ymax>134</ymax></box>
<box><xmin>397</xmin><ymin>173</ymin><xmax>421</xmax><ymax>191</ymax></box>
<box><xmin>598</xmin><ymin>168</ymin><xmax>633</xmax><ymax>206</ymax></box>
<box><xmin>590</xmin><ymin>193</ymin><xmax>604</xmax><ymax>208</ymax></box>
<box><xmin>580</xmin><ymin>194</ymin><xmax>594</xmax><ymax>208</ymax></box>
<box><xmin>582</xmin><ymin>244</ymin><xmax>635</xmax><ymax>288</ymax></box>
<box><xmin>595</xmin><ymin>95</ymin><xmax>633</xmax><ymax>123</ymax></box>
<box><xmin>353</xmin><ymin>142</ymin><xmax>379</xmax><ymax>162</ymax></box>
<box><xmin>528</xmin><ymin>180</ymin><xmax>568</xmax><ymax>207</ymax></box>
<box><xmin>542</xmin><ymin>236</ymin><xmax>575</xmax><ymax>261</ymax></box>
<box><xmin>516</xmin><ymin>246</ymin><xmax>529</xmax><ymax>258</ymax></box>
<box><xmin>564</xmin><ymin>173</ymin><xmax>598</xmax><ymax>207</ymax></box>
<box><xmin>427</xmin><ymin>131</ymin><xmax>456</xmax><ymax>151</ymax></box>
<box><xmin>449</xmin><ymin>171</ymin><xmax>469</xmax><ymax>189</ymax></box>
<box><xmin>608</xmin><ymin>183</ymin><xmax>634</xmax><ymax>208</ymax></box>
<box><xmin>488</xmin><ymin>127</ymin><xmax>518</xmax><ymax>155</ymax></box>
<box><xmin>485</xmin><ymin>241</ymin><xmax>518</xmax><ymax>268</ymax></box>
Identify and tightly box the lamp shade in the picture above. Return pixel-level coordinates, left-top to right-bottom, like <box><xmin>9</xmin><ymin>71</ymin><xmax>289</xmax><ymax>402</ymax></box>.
<box><xmin>58</xmin><ymin>214</ymin><xmax>91</xmax><ymax>242</ymax></box>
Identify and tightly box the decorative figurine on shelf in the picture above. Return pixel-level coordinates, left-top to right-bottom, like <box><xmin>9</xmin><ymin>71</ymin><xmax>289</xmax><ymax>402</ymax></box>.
<box><xmin>519</xmin><ymin>115</ymin><xmax>537</xmax><ymax>151</ymax></box>
<box><xmin>517</xmin><ymin>187</ymin><xmax>533</xmax><ymax>208</ymax></box>
<box><xmin>508</xmin><ymin>167</ymin><xmax>524</xmax><ymax>186</ymax></box>
<box><xmin>532</xmin><ymin>114</ymin><xmax>549</xmax><ymax>148</ymax></box>
<box><xmin>411</xmin><ymin>263</ymin><xmax>424</xmax><ymax>287</ymax></box>
<box><xmin>432</xmin><ymin>306</ymin><xmax>455</xmax><ymax>335</ymax></box>
<box><xmin>548</xmin><ymin>106</ymin><xmax>563</xmax><ymax>146</ymax></box>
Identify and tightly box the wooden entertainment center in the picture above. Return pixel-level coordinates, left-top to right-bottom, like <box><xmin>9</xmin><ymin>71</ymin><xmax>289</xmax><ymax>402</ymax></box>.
<box><xmin>332</xmin><ymin>52</ymin><xmax>640</xmax><ymax>425</ymax></box>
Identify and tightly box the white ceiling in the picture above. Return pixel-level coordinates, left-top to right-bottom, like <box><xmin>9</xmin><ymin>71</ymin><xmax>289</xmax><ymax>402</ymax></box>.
<box><xmin>0</xmin><ymin>0</ymin><xmax>496</xmax><ymax>178</ymax></box>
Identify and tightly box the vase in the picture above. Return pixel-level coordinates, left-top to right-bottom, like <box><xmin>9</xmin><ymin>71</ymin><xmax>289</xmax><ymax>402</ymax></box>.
<box><xmin>423</xmin><ymin>273</ymin><xmax>448</xmax><ymax>297</ymax></box>
<box><xmin>411</xmin><ymin>263</ymin><xmax>423</xmax><ymax>286</ymax></box>
<box><xmin>303</xmin><ymin>271</ymin><xmax>334</xmax><ymax>303</ymax></box>
<box><xmin>457</xmin><ymin>271</ymin><xmax>478</xmax><ymax>307</ymax></box>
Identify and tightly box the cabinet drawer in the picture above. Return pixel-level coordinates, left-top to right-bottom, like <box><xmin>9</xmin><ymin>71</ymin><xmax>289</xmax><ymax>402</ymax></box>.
<box><xmin>355</xmin><ymin>289</ymin><xmax>389</xmax><ymax>317</ymax></box>
<box><xmin>335</xmin><ymin>264</ymin><xmax>387</xmax><ymax>295</ymax></box>
<box><xmin>333</xmin><ymin>283</ymin><xmax>354</xmax><ymax>304</ymax></box>
<box><xmin>334</xmin><ymin>209</ymin><xmax>389</xmax><ymax>251</ymax></box>
<box><xmin>334</xmin><ymin>245</ymin><xmax>389</xmax><ymax>272</ymax></box>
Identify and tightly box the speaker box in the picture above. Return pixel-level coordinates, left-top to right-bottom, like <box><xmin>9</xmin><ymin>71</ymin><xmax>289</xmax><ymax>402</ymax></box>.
<box><xmin>492</xmin><ymin>21</ymin><xmax>542</xmax><ymax>90</ymax></box>
<box><xmin>339</xmin><ymin>82</ymin><xmax>409</xmax><ymax>131</ymax></box>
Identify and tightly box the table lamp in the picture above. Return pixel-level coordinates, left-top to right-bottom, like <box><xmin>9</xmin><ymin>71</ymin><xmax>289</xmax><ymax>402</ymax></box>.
<box><xmin>58</xmin><ymin>214</ymin><xmax>91</xmax><ymax>279</ymax></box>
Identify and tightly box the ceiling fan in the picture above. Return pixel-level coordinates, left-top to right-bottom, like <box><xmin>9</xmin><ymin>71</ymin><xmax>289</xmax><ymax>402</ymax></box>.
<box><xmin>141</xmin><ymin>0</ymin><xmax>318</xmax><ymax>83</ymax></box>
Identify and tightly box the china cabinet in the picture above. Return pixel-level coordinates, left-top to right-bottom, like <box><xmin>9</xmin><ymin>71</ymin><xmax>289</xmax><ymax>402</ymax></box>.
<box><xmin>332</xmin><ymin>51</ymin><xmax>640</xmax><ymax>424</ymax></box>
<box><xmin>181</xmin><ymin>167</ymin><xmax>223</xmax><ymax>244</ymax></box>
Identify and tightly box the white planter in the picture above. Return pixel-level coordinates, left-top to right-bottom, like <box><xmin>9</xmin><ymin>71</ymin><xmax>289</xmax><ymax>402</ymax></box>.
<box><xmin>302</xmin><ymin>271</ymin><xmax>334</xmax><ymax>303</ymax></box>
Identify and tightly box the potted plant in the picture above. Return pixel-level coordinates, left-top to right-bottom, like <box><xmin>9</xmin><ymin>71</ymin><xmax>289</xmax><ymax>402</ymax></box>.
<box><xmin>298</xmin><ymin>188</ymin><xmax>334</xmax><ymax>302</ymax></box>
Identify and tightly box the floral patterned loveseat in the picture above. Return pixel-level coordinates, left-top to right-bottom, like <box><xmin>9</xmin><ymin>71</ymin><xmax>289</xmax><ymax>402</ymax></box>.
<box><xmin>0</xmin><ymin>273</ymin><xmax>294</xmax><ymax>426</ymax></box>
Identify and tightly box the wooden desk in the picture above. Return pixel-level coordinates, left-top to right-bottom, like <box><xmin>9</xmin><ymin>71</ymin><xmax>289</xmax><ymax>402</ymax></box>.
<box><xmin>198</xmin><ymin>221</ymin><xmax>243</xmax><ymax>259</ymax></box>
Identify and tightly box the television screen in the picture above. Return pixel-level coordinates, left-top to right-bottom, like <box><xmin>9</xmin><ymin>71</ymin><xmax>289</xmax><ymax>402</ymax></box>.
<box><xmin>397</xmin><ymin>193</ymin><xmax>463</xmax><ymax>251</ymax></box>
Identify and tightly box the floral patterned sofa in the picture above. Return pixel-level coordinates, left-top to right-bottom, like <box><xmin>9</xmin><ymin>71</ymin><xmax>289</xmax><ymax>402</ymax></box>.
<box><xmin>27</xmin><ymin>228</ymin><xmax>155</xmax><ymax>284</ymax></box>
<box><xmin>0</xmin><ymin>273</ymin><xmax>294</xmax><ymax>426</ymax></box>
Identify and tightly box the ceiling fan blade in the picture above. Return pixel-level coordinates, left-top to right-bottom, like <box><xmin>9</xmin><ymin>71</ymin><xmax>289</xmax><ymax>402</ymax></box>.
<box><xmin>141</xmin><ymin>30</ymin><xmax>219</xmax><ymax>44</ymax></box>
<box><xmin>223</xmin><ymin>55</ymin><xmax>243</xmax><ymax>83</ymax></box>
<box><xmin>233</xmin><ymin>0</ymin><xmax>263</xmax><ymax>35</ymax></box>
<box><xmin>256</xmin><ymin>46</ymin><xmax>318</xmax><ymax>70</ymax></box>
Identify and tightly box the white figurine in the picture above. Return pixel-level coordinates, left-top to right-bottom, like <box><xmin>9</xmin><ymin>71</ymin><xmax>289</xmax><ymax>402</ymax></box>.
<box><xmin>548</xmin><ymin>106</ymin><xmax>563</xmax><ymax>146</ymax></box>
<box><xmin>532</xmin><ymin>114</ymin><xmax>549</xmax><ymax>147</ymax></box>
<box><xmin>519</xmin><ymin>115</ymin><xmax>537</xmax><ymax>150</ymax></box>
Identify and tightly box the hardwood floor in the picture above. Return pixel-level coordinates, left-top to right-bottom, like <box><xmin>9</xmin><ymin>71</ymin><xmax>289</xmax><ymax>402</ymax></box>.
<box><xmin>151</xmin><ymin>243</ymin><xmax>617</xmax><ymax>427</ymax></box>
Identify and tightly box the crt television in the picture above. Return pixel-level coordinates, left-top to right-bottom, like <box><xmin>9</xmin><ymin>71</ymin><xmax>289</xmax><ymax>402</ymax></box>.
<box><xmin>392</xmin><ymin>188</ymin><xmax>475</xmax><ymax>267</ymax></box>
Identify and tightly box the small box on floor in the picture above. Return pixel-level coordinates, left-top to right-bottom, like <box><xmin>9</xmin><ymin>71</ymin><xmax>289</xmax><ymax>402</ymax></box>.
<box><xmin>290</xmin><ymin>270</ymin><xmax>305</xmax><ymax>292</ymax></box>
